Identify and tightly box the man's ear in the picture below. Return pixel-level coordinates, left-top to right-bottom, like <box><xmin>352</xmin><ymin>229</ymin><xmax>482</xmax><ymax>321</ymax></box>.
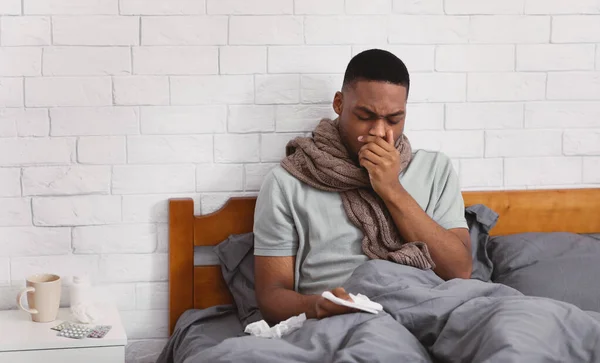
<box><xmin>333</xmin><ymin>91</ymin><xmax>343</xmax><ymax>116</ymax></box>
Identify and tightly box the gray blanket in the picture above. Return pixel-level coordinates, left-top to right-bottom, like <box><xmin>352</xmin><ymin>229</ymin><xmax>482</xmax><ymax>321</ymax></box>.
<box><xmin>157</xmin><ymin>261</ymin><xmax>600</xmax><ymax>363</ymax></box>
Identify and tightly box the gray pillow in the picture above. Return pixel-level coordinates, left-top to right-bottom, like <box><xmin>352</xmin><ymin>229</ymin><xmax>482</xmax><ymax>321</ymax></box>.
<box><xmin>489</xmin><ymin>232</ymin><xmax>600</xmax><ymax>313</ymax></box>
<box><xmin>465</xmin><ymin>204</ymin><xmax>498</xmax><ymax>282</ymax></box>
<box><xmin>213</xmin><ymin>233</ymin><xmax>263</xmax><ymax>328</ymax></box>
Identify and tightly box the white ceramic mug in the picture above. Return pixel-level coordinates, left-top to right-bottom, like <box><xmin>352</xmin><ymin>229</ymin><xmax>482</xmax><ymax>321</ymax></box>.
<box><xmin>16</xmin><ymin>273</ymin><xmax>62</xmax><ymax>322</ymax></box>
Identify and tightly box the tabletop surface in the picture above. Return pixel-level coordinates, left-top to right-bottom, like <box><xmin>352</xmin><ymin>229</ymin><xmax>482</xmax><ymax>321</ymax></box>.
<box><xmin>0</xmin><ymin>304</ymin><xmax>128</xmax><ymax>352</ymax></box>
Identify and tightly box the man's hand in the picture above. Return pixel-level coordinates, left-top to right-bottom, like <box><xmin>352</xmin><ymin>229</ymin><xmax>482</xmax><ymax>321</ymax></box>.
<box><xmin>357</xmin><ymin>130</ymin><xmax>402</xmax><ymax>199</ymax></box>
<box><xmin>314</xmin><ymin>287</ymin><xmax>356</xmax><ymax>319</ymax></box>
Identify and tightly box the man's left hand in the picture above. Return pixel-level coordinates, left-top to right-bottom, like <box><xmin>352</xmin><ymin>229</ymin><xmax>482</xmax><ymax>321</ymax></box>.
<box><xmin>357</xmin><ymin>130</ymin><xmax>402</xmax><ymax>199</ymax></box>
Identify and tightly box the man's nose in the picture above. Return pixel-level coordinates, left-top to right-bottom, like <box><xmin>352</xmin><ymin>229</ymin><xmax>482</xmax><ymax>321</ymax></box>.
<box><xmin>368</xmin><ymin>119</ymin><xmax>387</xmax><ymax>138</ymax></box>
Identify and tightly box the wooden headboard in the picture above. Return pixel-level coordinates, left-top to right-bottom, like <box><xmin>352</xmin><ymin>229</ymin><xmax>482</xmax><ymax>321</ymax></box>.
<box><xmin>168</xmin><ymin>188</ymin><xmax>600</xmax><ymax>333</ymax></box>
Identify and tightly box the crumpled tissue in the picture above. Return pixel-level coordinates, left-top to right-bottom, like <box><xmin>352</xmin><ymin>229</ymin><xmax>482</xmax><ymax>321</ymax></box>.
<box><xmin>244</xmin><ymin>313</ymin><xmax>306</xmax><ymax>339</ymax></box>
<box><xmin>71</xmin><ymin>303</ymin><xmax>102</xmax><ymax>324</ymax></box>
<box><xmin>321</xmin><ymin>291</ymin><xmax>383</xmax><ymax>314</ymax></box>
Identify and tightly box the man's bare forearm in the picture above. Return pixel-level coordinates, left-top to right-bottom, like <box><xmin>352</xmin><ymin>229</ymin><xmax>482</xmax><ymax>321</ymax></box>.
<box><xmin>257</xmin><ymin>288</ymin><xmax>319</xmax><ymax>325</ymax></box>
<box><xmin>381</xmin><ymin>185</ymin><xmax>472</xmax><ymax>280</ymax></box>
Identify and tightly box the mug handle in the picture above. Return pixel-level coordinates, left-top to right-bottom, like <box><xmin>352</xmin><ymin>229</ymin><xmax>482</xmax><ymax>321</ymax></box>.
<box><xmin>16</xmin><ymin>287</ymin><xmax>38</xmax><ymax>315</ymax></box>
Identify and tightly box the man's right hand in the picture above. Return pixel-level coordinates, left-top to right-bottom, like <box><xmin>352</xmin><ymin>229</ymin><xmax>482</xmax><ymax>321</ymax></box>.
<box><xmin>314</xmin><ymin>287</ymin><xmax>357</xmax><ymax>319</ymax></box>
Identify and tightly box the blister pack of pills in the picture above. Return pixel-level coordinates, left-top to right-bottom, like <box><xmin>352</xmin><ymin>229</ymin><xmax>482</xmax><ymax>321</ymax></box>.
<box><xmin>52</xmin><ymin>321</ymin><xmax>112</xmax><ymax>339</ymax></box>
<box><xmin>57</xmin><ymin>323</ymin><xmax>93</xmax><ymax>339</ymax></box>
<box><xmin>88</xmin><ymin>325</ymin><xmax>112</xmax><ymax>338</ymax></box>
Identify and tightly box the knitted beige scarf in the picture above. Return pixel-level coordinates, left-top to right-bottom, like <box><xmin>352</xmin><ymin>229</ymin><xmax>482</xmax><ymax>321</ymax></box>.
<box><xmin>281</xmin><ymin>118</ymin><xmax>434</xmax><ymax>270</ymax></box>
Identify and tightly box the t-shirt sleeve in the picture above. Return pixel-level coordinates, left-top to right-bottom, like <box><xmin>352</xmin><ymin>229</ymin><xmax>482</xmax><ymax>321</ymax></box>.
<box><xmin>253</xmin><ymin>170</ymin><xmax>299</xmax><ymax>256</ymax></box>
<box><xmin>432</xmin><ymin>157</ymin><xmax>468</xmax><ymax>230</ymax></box>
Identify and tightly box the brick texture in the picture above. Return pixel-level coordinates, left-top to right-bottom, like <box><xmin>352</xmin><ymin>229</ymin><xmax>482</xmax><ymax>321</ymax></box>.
<box><xmin>2</xmin><ymin>3</ymin><xmax>599</xmax><ymax>362</ymax></box>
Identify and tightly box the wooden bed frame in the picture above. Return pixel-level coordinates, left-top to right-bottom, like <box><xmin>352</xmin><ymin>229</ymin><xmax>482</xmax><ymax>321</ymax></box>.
<box><xmin>168</xmin><ymin>188</ymin><xmax>600</xmax><ymax>334</ymax></box>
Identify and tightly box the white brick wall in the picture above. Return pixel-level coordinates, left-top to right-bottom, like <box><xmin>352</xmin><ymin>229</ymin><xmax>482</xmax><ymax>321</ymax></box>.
<box><xmin>196</xmin><ymin>164</ymin><xmax>244</xmax><ymax>192</ymax></box>
<box><xmin>208</xmin><ymin>0</ymin><xmax>292</xmax><ymax>15</ymax></box>
<box><xmin>305</xmin><ymin>16</ymin><xmax>388</xmax><ymax>44</ymax></box>
<box><xmin>564</xmin><ymin>130</ymin><xmax>600</xmax><ymax>155</ymax></box>
<box><xmin>584</xmin><ymin>157</ymin><xmax>600</xmax><ymax>183</ymax></box>
<box><xmin>394</xmin><ymin>0</ymin><xmax>443</xmax><ymax>14</ymax></box>
<box><xmin>436</xmin><ymin>45</ymin><xmax>514</xmax><ymax>72</ymax></box>
<box><xmin>404</xmin><ymin>104</ymin><xmax>444</xmax><ymax>130</ymax></box>
<box><xmin>1</xmin><ymin>16</ymin><xmax>51</xmax><ymax>46</ymax></box>
<box><xmin>468</xmin><ymin>73</ymin><xmax>546</xmax><ymax>101</ymax></box>
<box><xmin>99</xmin><ymin>254</ymin><xmax>168</xmax><ymax>283</ymax></box>
<box><xmin>43</xmin><ymin>47</ymin><xmax>131</xmax><ymax>76</ymax></box>
<box><xmin>133</xmin><ymin>47</ymin><xmax>218</xmax><ymax>75</ymax></box>
<box><xmin>26</xmin><ymin>77</ymin><xmax>112</xmax><ymax>107</ymax></box>
<box><xmin>268</xmin><ymin>46</ymin><xmax>351</xmax><ymax>73</ymax></box>
<box><xmin>389</xmin><ymin>16</ymin><xmax>469</xmax><ymax>44</ymax></box>
<box><xmin>142</xmin><ymin>16</ymin><xmax>227</xmax><ymax>45</ymax></box>
<box><xmin>229</xmin><ymin>16</ymin><xmax>303</xmax><ymax>45</ymax></box>
<box><xmin>526</xmin><ymin>0</ymin><xmax>600</xmax><ymax>14</ymax></box>
<box><xmin>220</xmin><ymin>46</ymin><xmax>267</xmax><ymax>75</ymax></box>
<box><xmin>0</xmin><ymin>138</ymin><xmax>75</xmax><ymax>165</ymax></box>
<box><xmin>214</xmin><ymin>134</ymin><xmax>260</xmax><ymax>162</ymax></box>
<box><xmin>228</xmin><ymin>105</ymin><xmax>275</xmax><ymax>133</ymax></box>
<box><xmin>127</xmin><ymin>135</ymin><xmax>213</xmax><ymax>163</ymax></box>
<box><xmin>0</xmin><ymin>198</ymin><xmax>32</xmax><ymax>226</ymax></box>
<box><xmin>2</xmin><ymin>3</ymin><xmax>600</xmax><ymax>362</ymax></box>
<box><xmin>51</xmin><ymin>107</ymin><xmax>139</xmax><ymax>136</ymax></box>
<box><xmin>24</xmin><ymin>0</ymin><xmax>118</xmax><ymax>15</ymax></box>
<box><xmin>524</xmin><ymin>102</ymin><xmax>600</xmax><ymax>128</ymax></box>
<box><xmin>73</xmin><ymin>224</ymin><xmax>157</xmax><ymax>254</ymax></box>
<box><xmin>120</xmin><ymin>0</ymin><xmax>205</xmax><ymax>15</ymax></box>
<box><xmin>516</xmin><ymin>44</ymin><xmax>596</xmax><ymax>71</ymax></box>
<box><xmin>22</xmin><ymin>165</ymin><xmax>111</xmax><ymax>196</ymax></box>
<box><xmin>469</xmin><ymin>16</ymin><xmax>550</xmax><ymax>44</ymax></box>
<box><xmin>0</xmin><ymin>0</ymin><xmax>21</xmax><ymax>15</ymax></box>
<box><xmin>113</xmin><ymin>76</ymin><xmax>170</xmax><ymax>106</ymax></box>
<box><xmin>295</xmin><ymin>0</ymin><xmax>344</xmax><ymax>15</ymax></box>
<box><xmin>78</xmin><ymin>136</ymin><xmax>126</xmax><ymax>164</ymax></box>
<box><xmin>140</xmin><ymin>106</ymin><xmax>226</xmax><ymax>134</ymax></box>
<box><xmin>0</xmin><ymin>78</ymin><xmax>24</xmax><ymax>107</ymax></box>
<box><xmin>0</xmin><ymin>48</ymin><xmax>42</xmax><ymax>76</ymax></box>
<box><xmin>0</xmin><ymin>168</ymin><xmax>21</xmax><ymax>197</ymax></box>
<box><xmin>53</xmin><ymin>16</ymin><xmax>139</xmax><ymax>46</ymax></box>
<box><xmin>256</xmin><ymin>74</ymin><xmax>300</xmax><ymax>104</ymax></box>
<box><xmin>446</xmin><ymin>103</ymin><xmax>523</xmax><ymax>130</ymax></box>
<box><xmin>0</xmin><ymin>227</ymin><xmax>71</xmax><ymax>256</ymax></box>
<box><xmin>504</xmin><ymin>157</ymin><xmax>583</xmax><ymax>186</ymax></box>
<box><xmin>547</xmin><ymin>72</ymin><xmax>600</xmax><ymax>100</ymax></box>
<box><xmin>170</xmin><ymin>75</ymin><xmax>254</xmax><ymax>105</ymax></box>
<box><xmin>485</xmin><ymin>130</ymin><xmax>563</xmax><ymax>157</ymax></box>
<box><xmin>445</xmin><ymin>0</ymin><xmax>524</xmax><ymax>14</ymax></box>
<box><xmin>32</xmin><ymin>195</ymin><xmax>121</xmax><ymax>226</ymax></box>
<box><xmin>552</xmin><ymin>16</ymin><xmax>600</xmax><ymax>43</ymax></box>
<box><xmin>112</xmin><ymin>165</ymin><xmax>195</xmax><ymax>194</ymax></box>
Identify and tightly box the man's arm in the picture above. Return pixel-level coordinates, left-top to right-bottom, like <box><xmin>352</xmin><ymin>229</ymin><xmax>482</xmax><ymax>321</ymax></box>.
<box><xmin>255</xmin><ymin>256</ymin><xmax>317</xmax><ymax>325</ymax></box>
<box><xmin>253</xmin><ymin>170</ymin><xmax>355</xmax><ymax>324</ymax></box>
<box><xmin>255</xmin><ymin>256</ymin><xmax>355</xmax><ymax>325</ymax></box>
<box><xmin>381</xmin><ymin>190</ymin><xmax>471</xmax><ymax>280</ymax></box>
<box><xmin>358</xmin><ymin>132</ymin><xmax>472</xmax><ymax>280</ymax></box>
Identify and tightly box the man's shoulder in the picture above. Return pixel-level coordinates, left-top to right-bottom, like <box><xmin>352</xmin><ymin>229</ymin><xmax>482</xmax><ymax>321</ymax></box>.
<box><xmin>259</xmin><ymin>164</ymin><xmax>304</xmax><ymax>194</ymax></box>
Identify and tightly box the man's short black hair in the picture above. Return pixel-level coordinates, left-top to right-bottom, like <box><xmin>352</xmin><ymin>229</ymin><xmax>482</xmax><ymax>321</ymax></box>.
<box><xmin>342</xmin><ymin>49</ymin><xmax>410</xmax><ymax>95</ymax></box>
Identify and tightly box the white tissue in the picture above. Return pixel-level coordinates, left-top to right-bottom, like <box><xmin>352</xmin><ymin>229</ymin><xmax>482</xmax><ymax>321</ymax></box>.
<box><xmin>70</xmin><ymin>303</ymin><xmax>102</xmax><ymax>324</ymax></box>
<box><xmin>244</xmin><ymin>313</ymin><xmax>306</xmax><ymax>339</ymax></box>
<box><xmin>321</xmin><ymin>291</ymin><xmax>383</xmax><ymax>314</ymax></box>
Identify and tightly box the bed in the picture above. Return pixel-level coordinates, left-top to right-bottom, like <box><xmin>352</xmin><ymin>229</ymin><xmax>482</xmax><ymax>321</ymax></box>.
<box><xmin>160</xmin><ymin>188</ymin><xmax>600</xmax><ymax>363</ymax></box>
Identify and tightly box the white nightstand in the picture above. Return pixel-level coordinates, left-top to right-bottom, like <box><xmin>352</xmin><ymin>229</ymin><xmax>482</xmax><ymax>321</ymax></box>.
<box><xmin>0</xmin><ymin>304</ymin><xmax>128</xmax><ymax>363</ymax></box>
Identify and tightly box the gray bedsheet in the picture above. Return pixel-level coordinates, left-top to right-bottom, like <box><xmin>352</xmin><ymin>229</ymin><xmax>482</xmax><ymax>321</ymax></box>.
<box><xmin>157</xmin><ymin>260</ymin><xmax>600</xmax><ymax>363</ymax></box>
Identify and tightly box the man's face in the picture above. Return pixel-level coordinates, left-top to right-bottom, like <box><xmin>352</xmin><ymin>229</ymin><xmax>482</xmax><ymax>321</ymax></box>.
<box><xmin>333</xmin><ymin>80</ymin><xmax>408</xmax><ymax>161</ymax></box>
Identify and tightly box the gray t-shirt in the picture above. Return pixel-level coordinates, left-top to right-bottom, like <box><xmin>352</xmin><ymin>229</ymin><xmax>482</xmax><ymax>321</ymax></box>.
<box><xmin>253</xmin><ymin>149</ymin><xmax>468</xmax><ymax>295</ymax></box>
